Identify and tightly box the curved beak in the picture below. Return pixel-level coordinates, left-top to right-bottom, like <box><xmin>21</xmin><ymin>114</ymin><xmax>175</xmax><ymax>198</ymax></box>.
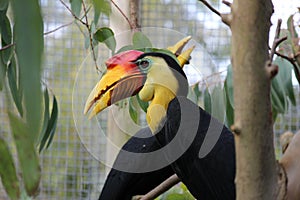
<box><xmin>84</xmin><ymin>50</ymin><xmax>145</xmax><ymax>118</ymax></box>
<box><xmin>84</xmin><ymin>36</ymin><xmax>195</xmax><ymax>118</ymax></box>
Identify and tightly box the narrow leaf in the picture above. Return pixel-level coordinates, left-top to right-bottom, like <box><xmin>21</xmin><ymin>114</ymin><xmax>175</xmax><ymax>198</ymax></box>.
<box><xmin>92</xmin><ymin>0</ymin><xmax>111</xmax><ymax>24</ymax></box>
<box><xmin>0</xmin><ymin>0</ymin><xmax>8</xmax><ymax>11</ymax></box>
<box><xmin>8</xmin><ymin>113</ymin><xmax>41</xmax><ymax>196</ymax></box>
<box><xmin>116</xmin><ymin>45</ymin><xmax>134</xmax><ymax>54</ymax></box>
<box><xmin>13</xmin><ymin>0</ymin><xmax>43</xmax><ymax>140</ymax></box>
<box><xmin>0</xmin><ymin>15</ymin><xmax>13</xmax><ymax>64</ymax></box>
<box><xmin>7</xmin><ymin>57</ymin><xmax>23</xmax><ymax>116</ymax></box>
<box><xmin>38</xmin><ymin>88</ymin><xmax>50</xmax><ymax>146</ymax></box>
<box><xmin>204</xmin><ymin>88</ymin><xmax>211</xmax><ymax>114</ymax></box>
<box><xmin>224</xmin><ymin>81</ymin><xmax>234</xmax><ymax>127</ymax></box>
<box><xmin>39</xmin><ymin>95</ymin><xmax>58</xmax><ymax>152</ymax></box>
<box><xmin>132</xmin><ymin>32</ymin><xmax>152</xmax><ymax>50</ymax></box>
<box><xmin>274</xmin><ymin>57</ymin><xmax>296</xmax><ymax>106</ymax></box>
<box><xmin>129</xmin><ymin>97</ymin><xmax>138</xmax><ymax>124</ymax></box>
<box><xmin>0</xmin><ymin>57</ymin><xmax>6</xmax><ymax>91</ymax></box>
<box><xmin>136</xmin><ymin>94</ymin><xmax>148</xmax><ymax>113</ymax></box>
<box><xmin>0</xmin><ymin>137</ymin><xmax>20</xmax><ymax>200</ymax></box>
<box><xmin>93</xmin><ymin>27</ymin><xmax>116</xmax><ymax>53</ymax></box>
<box><xmin>225</xmin><ymin>64</ymin><xmax>234</xmax><ymax>108</ymax></box>
<box><xmin>70</xmin><ymin>0</ymin><xmax>82</xmax><ymax>17</ymax></box>
<box><xmin>210</xmin><ymin>85</ymin><xmax>226</xmax><ymax>122</ymax></box>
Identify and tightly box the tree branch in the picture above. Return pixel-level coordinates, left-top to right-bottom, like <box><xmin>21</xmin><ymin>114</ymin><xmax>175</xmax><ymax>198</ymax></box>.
<box><xmin>59</xmin><ymin>0</ymin><xmax>87</xmax><ymax>26</ymax></box>
<box><xmin>275</xmin><ymin>51</ymin><xmax>300</xmax><ymax>85</ymax></box>
<box><xmin>269</xmin><ymin>19</ymin><xmax>287</xmax><ymax>62</ymax></box>
<box><xmin>43</xmin><ymin>22</ymin><xmax>73</xmax><ymax>35</ymax></box>
<box><xmin>110</xmin><ymin>0</ymin><xmax>135</xmax><ymax>30</ymax></box>
<box><xmin>198</xmin><ymin>0</ymin><xmax>231</xmax><ymax>26</ymax></box>
<box><xmin>81</xmin><ymin>0</ymin><xmax>99</xmax><ymax>72</ymax></box>
<box><xmin>133</xmin><ymin>174</ymin><xmax>181</xmax><ymax>200</ymax></box>
<box><xmin>198</xmin><ymin>0</ymin><xmax>221</xmax><ymax>17</ymax></box>
<box><xmin>0</xmin><ymin>43</ymin><xmax>15</xmax><ymax>52</ymax></box>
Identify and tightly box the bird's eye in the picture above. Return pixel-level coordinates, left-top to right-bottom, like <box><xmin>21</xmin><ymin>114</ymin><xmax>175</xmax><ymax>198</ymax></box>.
<box><xmin>137</xmin><ymin>58</ymin><xmax>151</xmax><ymax>71</ymax></box>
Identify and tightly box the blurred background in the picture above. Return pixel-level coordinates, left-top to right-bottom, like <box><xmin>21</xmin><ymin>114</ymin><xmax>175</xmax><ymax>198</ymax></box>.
<box><xmin>0</xmin><ymin>0</ymin><xmax>299</xmax><ymax>199</ymax></box>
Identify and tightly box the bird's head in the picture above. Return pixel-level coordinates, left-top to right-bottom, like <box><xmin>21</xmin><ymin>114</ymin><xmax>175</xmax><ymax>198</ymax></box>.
<box><xmin>84</xmin><ymin>36</ymin><xmax>194</xmax><ymax>133</ymax></box>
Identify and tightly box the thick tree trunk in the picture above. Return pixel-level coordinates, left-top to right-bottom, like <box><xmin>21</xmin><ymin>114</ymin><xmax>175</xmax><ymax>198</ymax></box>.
<box><xmin>230</xmin><ymin>0</ymin><xmax>278</xmax><ymax>199</ymax></box>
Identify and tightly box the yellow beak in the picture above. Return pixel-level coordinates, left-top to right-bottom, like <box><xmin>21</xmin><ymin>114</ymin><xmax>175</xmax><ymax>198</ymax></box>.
<box><xmin>84</xmin><ymin>36</ymin><xmax>194</xmax><ymax>118</ymax></box>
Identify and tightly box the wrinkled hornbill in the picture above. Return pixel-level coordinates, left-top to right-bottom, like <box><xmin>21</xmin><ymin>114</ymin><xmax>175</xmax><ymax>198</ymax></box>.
<box><xmin>85</xmin><ymin>39</ymin><xmax>236</xmax><ymax>200</ymax></box>
<box><xmin>97</xmin><ymin>37</ymin><xmax>194</xmax><ymax>200</ymax></box>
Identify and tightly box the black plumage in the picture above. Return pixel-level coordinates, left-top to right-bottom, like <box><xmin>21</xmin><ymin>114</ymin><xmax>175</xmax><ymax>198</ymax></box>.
<box><xmin>98</xmin><ymin>128</ymin><xmax>174</xmax><ymax>200</ymax></box>
<box><xmin>157</xmin><ymin>96</ymin><xmax>236</xmax><ymax>200</ymax></box>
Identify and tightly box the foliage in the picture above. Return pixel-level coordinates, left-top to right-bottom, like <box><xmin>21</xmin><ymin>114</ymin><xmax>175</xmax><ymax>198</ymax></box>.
<box><xmin>0</xmin><ymin>0</ymin><xmax>58</xmax><ymax>198</ymax></box>
<box><xmin>277</xmin><ymin>10</ymin><xmax>300</xmax><ymax>85</ymax></box>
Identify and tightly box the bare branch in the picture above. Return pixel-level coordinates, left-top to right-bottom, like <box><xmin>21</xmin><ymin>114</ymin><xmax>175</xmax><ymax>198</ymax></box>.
<box><xmin>133</xmin><ymin>174</ymin><xmax>181</xmax><ymax>200</ymax></box>
<box><xmin>275</xmin><ymin>51</ymin><xmax>300</xmax><ymax>85</ymax></box>
<box><xmin>0</xmin><ymin>43</ymin><xmax>15</xmax><ymax>52</ymax></box>
<box><xmin>59</xmin><ymin>0</ymin><xmax>87</xmax><ymax>26</ymax></box>
<box><xmin>44</xmin><ymin>22</ymin><xmax>73</xmax><ymax>35</ymax></box>
<box><xmin>198</xmin><ymin>0</ymin><xmax>221</xmax><ymax>17</ymax></box>
<box><xmin>81</xmin><ymin>0</ymin><xmax>99</xmax><ymax>72</ymax></box>
<box><xmin>269</xmin><ymin>19</ymin><xmax>287</xmax><ymax>62</ymax></box>
<box><xmin>198</xmin><ymin>0</ymin><xmax>231</xmax><ymax>26</ymax></box>
<box><xmin>110</xmin><ymin>0</ymin><xmax>135</xmax><ymax>30</ymax></box>
<box><xmin>222</xmin><ymin>0</ymin><xmax>232</xmax><ymax>7</ymax></box>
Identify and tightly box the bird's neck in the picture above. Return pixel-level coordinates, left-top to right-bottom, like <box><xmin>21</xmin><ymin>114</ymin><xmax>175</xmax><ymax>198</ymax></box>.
<box><xmin>146</xmin><ymin>85</ymin><xmax>176</xmax><ymax>134</ymax></box>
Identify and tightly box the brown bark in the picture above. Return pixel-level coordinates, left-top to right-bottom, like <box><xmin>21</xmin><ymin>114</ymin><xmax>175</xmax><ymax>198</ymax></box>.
<box><xmin>230</xmin><ymin>0</ymin><xmax>278</xmax><ymax>199</ymax></box>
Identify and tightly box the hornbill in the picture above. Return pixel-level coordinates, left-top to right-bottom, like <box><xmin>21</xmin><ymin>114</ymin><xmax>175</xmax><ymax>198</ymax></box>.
<box><xmin>85</xmin><ymin>39</ymin><xmax>236</xmax><ymax>199</ymax></box>
<box><xmin>97</xmin><ymin>37</ymin><xmax>194</xmax><ymax>200</ymax></box>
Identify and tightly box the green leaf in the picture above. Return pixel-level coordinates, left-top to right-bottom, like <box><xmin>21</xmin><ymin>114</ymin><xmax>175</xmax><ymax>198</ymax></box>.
<box><xmin>0</xmin><ymin>57</ymin><xmax>6</xmax><ymax>91</ymax></box>
<box><xmin>129</xmin><ymin>97</ymin><xmax>138</xmax><ymax>124</ymax></box>
<box><xmin>193</xmin><ymin>83</ymin><xmax>202</xmax><ymax>99</ymax></box>
<box><xmin>204</xmin><ymin>87</ymin><xmax>211</xmax><ymax>114</ymax></box>
<box><xmin>0</xmin><ymin>0</ymin><xmax>8</xmax><ymax>12</ymax></box>
<box><xmin>210</xmin><ymin>85</ymin><xmax>226</xmax><ymax>122</ymax></box>
<box><xmin>12</xmin><ymin>0</ymin><xmax>43</xmax><ymax>139</ymax></box>
<box><xmin>94</xmin><ymin>27</ymin><xmax>116</xmax><ymax>53</ymax></box>
<box><xmin>274</xmin><ymin>57</ymin><xmax>296</xmax><ymax>106</ymax></box>
<box><xmin>39</xmin><ymin>95</ymin><xmax>58</xmax><ymax>152</ymax></box>
<box><xmin>0</xmin><ymin>137</ymin><xmax>20</xmax><ymax>200</ymax></box>
<box><xmin>287</xmin><ymin>14</ymin><xmax>298</xmax><ymax>39</ymax></box>
<box><xmin>39</xmin><ymin>88</ymin><xmax>50</xmax><ymax>145</ymax></box>
<box><xmin>8</xmin><ymin>113</ymin><xmax>41</xmax><ymax>196</ymax></box>
<box><xmin>116</xmin><ymin>45</ymin><xmax>134</xmax><ymax>54</ymax></box>
<box><xmin>7</xmin><ymin>57</ymin><xmax>23</xmax><ymax>116</ymax></box>
<box><xmin>224</xmin><ymin>81</ymin><xmax>234</xmax><ymax>127</ymax></box>
<box><xmin>92</xmin><ymin>0</ymin><xmax>111</xmax><ymax>24</ymax></box>
<box><xmin>0</xmin><ymin>15</ymin><xmax>13</xmax><ymax>64</ymax></box>
<box><xmin>132</xmin><ymin>32</ymin><xmax>152</xmax><ymax>50</ymax></box>
<box><xmin>271</xmin><ymin>80</ymin><xmax>286</xmax><ymax>113</ymax></box>
<box><xmin>225</xmin><ymin>64</ymin><xmax>234</xmax><ymax>108</ymax></box>
<box><xmin>136</xmin><ymin>94</ymin><xmax>148</xmax><ymax>113</ymax></box>
<box><xmin>70</xmin><ymin>0</ymin><xmax>82</xmax><ymax>17</ymax></box>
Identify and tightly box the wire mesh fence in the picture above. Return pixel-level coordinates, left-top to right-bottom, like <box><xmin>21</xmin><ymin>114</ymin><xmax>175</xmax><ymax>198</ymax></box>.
<box><xmin>0</xmin><ymin>0</ymin><xmax>299</xmax><ymax>199</ymax></box>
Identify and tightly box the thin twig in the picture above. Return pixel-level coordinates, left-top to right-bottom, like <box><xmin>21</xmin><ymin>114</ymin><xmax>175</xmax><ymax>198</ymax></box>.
<box><xmin>0</xmin><ymin>43</ymin><xmax>15</xmax><ymax>52</ymax></box>
<box><xmin>44</xmin><ymin>22</ymin><xmax>73</xmax><ymax>35</ymax></box>
<box><xmin>269</xmin><ymin>19</ymin><xmax>287</xmax><ymax>62</ymax></box>
<box><xmin>81</xmin><ymin>0</ymin><xmax>99</xmax><ymax>72</ymax></box>
<box><xmin>59</xmin><ymin>0</ymin><xmax>87</xmax><ymax>26</ymax></box>
<box><xmin>198</xmin><ymin>0</ymin><xmax>221</xmax><ymax>17</ymax></box>
<box><xmin>135</xmin><ymin>174</ymin><xmax>181</xmax><ymax>200</ymax></box>
<box><xmin>275</xmin><ymin>51</ymin><xmax>300</xmax><ymax>85</ymax></box>
<box><xmin>222</xmin><ymin>0</ymin><xmax>232</xmax><ymax>7</ymax></box>
<box><xmin>111</xmin><ymin>0</ymin><xmax>134</xmax><ymax>30</ymax></box>
<box><xmin>198</xmin><ymin>0</ymin><xmax>231</xmax><ymax>26</ymax></box>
